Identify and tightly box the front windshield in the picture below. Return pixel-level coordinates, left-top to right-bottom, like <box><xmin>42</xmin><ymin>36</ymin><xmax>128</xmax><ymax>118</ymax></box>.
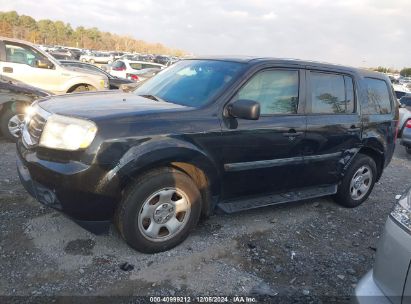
<box><xmin>134</xmin><ymin>60</ymin><xmax>245</xmax><ymax>107</ymax></box>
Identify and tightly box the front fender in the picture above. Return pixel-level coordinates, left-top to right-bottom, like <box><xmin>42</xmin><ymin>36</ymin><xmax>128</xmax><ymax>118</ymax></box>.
<box><xmin>96</xmin><ymin>137</ymin><xmax>221</xmax><ymax>197</ymax></box>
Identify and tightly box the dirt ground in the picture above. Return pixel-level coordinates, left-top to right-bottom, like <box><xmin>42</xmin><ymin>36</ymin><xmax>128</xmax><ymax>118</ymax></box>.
<box><xmin>0</xmin><ymin>138</ymin><xmax>410</xmax><ymax>303</ymax></box>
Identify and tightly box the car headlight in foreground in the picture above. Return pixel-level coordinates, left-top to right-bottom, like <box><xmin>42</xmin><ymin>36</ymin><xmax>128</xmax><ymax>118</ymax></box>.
<box><xmin>40</xmin><ymin>114</ymin><xmax>97</xmax><ymax>151</ymax></box>
<box><xmin>390</xmin><ymin>188</ymin><xmax>411</xmax><ymax>233</ymax></box>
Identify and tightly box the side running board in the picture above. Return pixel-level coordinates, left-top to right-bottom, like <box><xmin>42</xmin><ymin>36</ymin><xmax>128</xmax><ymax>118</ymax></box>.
<box><xmin>217</xmin><ymin>184</ymin><xmax>337</xmax><ymax>214</ymax></box>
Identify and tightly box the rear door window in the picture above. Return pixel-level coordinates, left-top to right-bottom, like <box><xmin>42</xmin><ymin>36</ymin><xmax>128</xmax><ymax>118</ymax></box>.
<box><xmin>364</xmin><ymin>78</ymin><xmax>392</xmax><ymax>114</ymax></box>
<box><xmin>309</xmin><ymin>72</ymin><xmax>355</xmax><ymax>114</ymax></box>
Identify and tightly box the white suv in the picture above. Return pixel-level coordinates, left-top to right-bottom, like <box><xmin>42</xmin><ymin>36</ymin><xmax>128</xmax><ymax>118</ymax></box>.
<box><xmin>0</xmin><ymin>37</ymin><xmax>108</xmax><ymax>94</ymax></box>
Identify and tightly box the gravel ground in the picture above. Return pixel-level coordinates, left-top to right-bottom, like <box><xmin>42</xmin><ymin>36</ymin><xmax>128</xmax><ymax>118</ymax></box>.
<box><xmin>0</xmin><ymin>138</ymin><xmax>410</xmax><ymax>303</ymax></box>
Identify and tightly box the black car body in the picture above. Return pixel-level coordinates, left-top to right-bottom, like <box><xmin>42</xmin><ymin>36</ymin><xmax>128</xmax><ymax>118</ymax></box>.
<box><xmin>17</xmin><ymin>57</ymin><xmax>399</xmax><ymax>252</ymax></box>
<box><xmin>154</xmin><ymin>55</ymin><xmax>170</xmax><ymax>65</ymax></box>
<box><xmin>59</xmin><ymin>60</ymin><xmax>134</xmax><ymax>89</ymax></box>
<box><xmin>0</xmin><ymin>77</ymin><xmax>50</xmax><ymax>140</ymax></box>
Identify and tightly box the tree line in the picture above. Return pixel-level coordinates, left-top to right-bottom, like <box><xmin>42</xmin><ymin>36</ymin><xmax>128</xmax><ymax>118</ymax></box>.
<box><xmin>0</xmin><ymin>11</ymin><xmax>185</xmax><ymax>56</ymax></box>
<box><xmin>372</xmin><ymin>66</ymin><xmax>411</xmax><ymax>77</ymax></box>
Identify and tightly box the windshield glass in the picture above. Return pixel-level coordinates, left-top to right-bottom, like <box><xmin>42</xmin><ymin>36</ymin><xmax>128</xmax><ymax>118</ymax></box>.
<box><xmin>134</xmin><ymin>60</ymin><xmax>245</xmax><ymax>107</ymax></box>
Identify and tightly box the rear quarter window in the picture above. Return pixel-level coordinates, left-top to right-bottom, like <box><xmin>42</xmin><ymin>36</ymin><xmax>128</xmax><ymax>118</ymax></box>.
<box><xmin>363</xmin><ymin>78</ymin><xmax>392</xmax><ymax>114</ymax></box>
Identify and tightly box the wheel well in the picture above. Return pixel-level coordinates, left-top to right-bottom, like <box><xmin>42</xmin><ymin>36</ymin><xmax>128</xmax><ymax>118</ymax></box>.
<box><xmin>358</xmin><ymin>148</ymin><xmax>384</xmax><ymax>181</ymax></box>
<box><xmin>170</xmin><ymin>162</ymin><xmax>212</xmax><ymax>217</ymax></box>
<box><xmin>67</xmin><ymin>83</ymin><xmax>96</xmax><ymax>93</ymax></box>
<box><xmin>121</xmin><ymin>162</ymin><xmax>213</xmax><ymax>218</ymax></box>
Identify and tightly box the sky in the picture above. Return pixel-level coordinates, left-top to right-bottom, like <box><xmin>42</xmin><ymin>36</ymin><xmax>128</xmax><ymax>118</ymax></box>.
<box><xmin>2</xmin><ymin>0</ymin><xmax>410</xmax><ymax>68</ymax></box>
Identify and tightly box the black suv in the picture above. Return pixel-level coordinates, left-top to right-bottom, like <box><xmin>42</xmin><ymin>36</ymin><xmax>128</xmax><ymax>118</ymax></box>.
<box><xmin>17</xmin><ymin>57</ymin><xmax>398</xmax><ymax>253</ymax></box>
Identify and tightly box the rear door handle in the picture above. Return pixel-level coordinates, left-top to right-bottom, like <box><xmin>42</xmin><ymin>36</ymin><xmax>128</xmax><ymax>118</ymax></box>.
<box><xmin>348</xmin><ymin>126</ymin><xmax>361</xmax><ymax>133</ymax></box>
<box><xmin>283</xmin><ymin>130</ymin><xmax>303</xmax><ymax>137</ymax></box>
<box><xmin>3</xmin><ymin>67</ymin><xmax>13</xmax><ymax>73</ymax></box>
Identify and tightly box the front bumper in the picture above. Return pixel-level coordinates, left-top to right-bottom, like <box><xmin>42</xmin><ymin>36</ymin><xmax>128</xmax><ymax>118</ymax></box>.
<box><xmin>16</xmin><ymin>141</ymin><xmax>120</xmax><ymax>233</ymax></box>
<box><xmin>354</xmin><ymin>270</ymin><xmax>391</xmax><ymax>304</ymax></box>
<box><xmin>355</xmin><ymin>216</ymin><xmax>411</xmax><ymax>304</ymax></box>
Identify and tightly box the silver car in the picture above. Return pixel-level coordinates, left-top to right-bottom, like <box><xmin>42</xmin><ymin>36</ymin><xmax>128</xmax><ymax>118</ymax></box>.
<box><xmin>355</xmin><ymin>188</ymin><xmax>411</xmax><ymax>304</ymax></box>
<box><xmin>401</xmin><ymin>120</ymin><xmax>411</xmax><ymax>154</ymax></box>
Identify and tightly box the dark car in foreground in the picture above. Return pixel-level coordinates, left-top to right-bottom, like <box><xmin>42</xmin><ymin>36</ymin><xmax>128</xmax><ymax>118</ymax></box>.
<box><xmin>0</xmin><ymin>78</ymin><xmax>50</xmax><ymax>140</ymax></box>
<box><xmin>355</xmin><ymin>188</ymin><xmax>411</xmax><ymax>304</ymax></box>
<box><xmin>59</xmin><ymin>60</ymin><xmax>134</xmax><ymax>90</ymax></box>
<box><xmin>17</xmin><ymin>57</ymin><xmax>398</xmax><ymax>253</ymax></box>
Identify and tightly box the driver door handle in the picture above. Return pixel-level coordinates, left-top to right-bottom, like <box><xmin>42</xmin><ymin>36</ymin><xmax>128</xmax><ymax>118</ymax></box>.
<box><xmin>283</xmin><ymin>130</ymin><xmax>303</xmax><ymax>137</ymax></box>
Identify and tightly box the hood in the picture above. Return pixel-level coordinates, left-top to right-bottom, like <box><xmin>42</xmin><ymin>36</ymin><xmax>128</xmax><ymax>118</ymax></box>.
<box><xmin>38</xmin><ymin>91</ymin><xmax>192</xmax><ymax>120</ymax></box>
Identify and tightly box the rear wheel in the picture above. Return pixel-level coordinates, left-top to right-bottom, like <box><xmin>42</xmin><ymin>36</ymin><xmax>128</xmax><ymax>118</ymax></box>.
<box><xmin>115</xmin><ymin>168</ymin><xmax>202</xmax><ymax>253</ymax></box>
<box><xmin>0</xmin><ymin>109</ymin><xmax>25</xmax><ymax>141</ymax></box>
<box><xmin>334</xmin><ymin>154</ymin><xmax>377</xmax><ymax>208</ymax></box>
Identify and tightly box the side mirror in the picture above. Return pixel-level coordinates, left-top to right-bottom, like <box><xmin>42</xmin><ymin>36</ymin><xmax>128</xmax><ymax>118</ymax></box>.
<box><xmin>36</xmin><ymin>59</ymin><xmax>53</xmax><ymax>69</ymax></box>
<box><xmin>228</xmin><ymin>99</ymin><xmax>260</xmax><ymax>120</ymax></box>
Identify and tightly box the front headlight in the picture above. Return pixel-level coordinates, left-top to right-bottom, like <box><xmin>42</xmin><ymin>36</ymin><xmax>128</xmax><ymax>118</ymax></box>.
<box><xmin>40</xmin><ymin>114</ymin><xmax>97</xmax><ymax>151</ymax></box>
<box><xmin>390</xmin><ymin>188</ymin><xmax>411</xmax><ymax>233</ymax></box>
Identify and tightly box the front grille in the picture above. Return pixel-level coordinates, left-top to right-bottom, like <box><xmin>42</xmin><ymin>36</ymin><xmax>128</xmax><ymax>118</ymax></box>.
<box><xmin>22</xmin><ymin>105</ymin><xmax>50</xmax><ymax>147</ymax></box>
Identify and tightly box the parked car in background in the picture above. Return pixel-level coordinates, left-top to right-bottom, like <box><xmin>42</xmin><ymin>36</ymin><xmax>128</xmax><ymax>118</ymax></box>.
<box><xmin>154</xmin><ymin>55</ymin><xmax>171</xmax><ymax>65</ymax></box>
<box><xmin>394</xmin><ymin>84</ymin><xmax>411</xmax><ymax>100</ymax></box>
<box><xmin>0</xmin><ymin>37</ymin><xmax>108</xmax><ymax>94</ymax></box>
<box><xmin>48</xmin><ymin>50</ymin><xmax>72</xmax><ymax>60</ymax></box>
<box><xmin>17</xmin><ymin>57</ymin><xmax>398</xmax><ymax>253</ymax></box>
<box><xmin>59</xmin><ymin>60</ymin><xmax>134</xmax><ymax>89</ymax></box>
<box><xmin>401</xmin><ymin>120</ymin><xmax>411</xmax><ymax>154</ymax></box>
<box><xmin>80</xmin><ymin>52</ymin><xmax>114</xmax><ymax>64</ymax></box>
<box><xmin>119</xmin><ymin>68</ymin><xmax>162</xmax><ymax>92</ymax></box>
<box><xmin>109</xmin><ymin>59</ymin><xmax>164</xmax><ymax>81</ymax></box>
<box><xmin>0</xmin><ymin>77</ymin><xmax>50</xmax><ymax>140</ymax></box>
<box><xmin>398</xmin><ymin>95</ymin><xmax>411</xmax><ymax>138</ymax></box>
<box><xmin>109</xmin><ymin>52</ymin><xmax>124</xmax><ymax>60</ymax></box>
<box><xmin>66</xmin><ymin>47</ymin><xmax>82</xmax><ymax>60</ymax></box>
<box><xmin>355</xmin><ymin>187</ymin><xmax>411</xmax><ymax>303</ymax></box>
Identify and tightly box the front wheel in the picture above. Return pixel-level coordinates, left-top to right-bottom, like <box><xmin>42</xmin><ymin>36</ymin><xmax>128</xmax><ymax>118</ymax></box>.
<box><xmin>334</xmin><ymin>154</ymin><xmax>377</xmax><ymax>208</ymax></box>
<box><xmin>0</xmin><ymin>109</ymin><xmax>25</xmax><ymax>141</ymax></box>
<box><xmin>115</xmin><ymin>168</ymin><xmax>202</xmax><ymax>253</ymax></box>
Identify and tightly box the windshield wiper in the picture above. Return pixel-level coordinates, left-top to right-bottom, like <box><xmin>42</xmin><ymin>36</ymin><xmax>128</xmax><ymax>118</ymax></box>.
<box><xmin>138</xmin><ymin>94</ymin><xmax>166</xmax><ymax>103</ymax></box>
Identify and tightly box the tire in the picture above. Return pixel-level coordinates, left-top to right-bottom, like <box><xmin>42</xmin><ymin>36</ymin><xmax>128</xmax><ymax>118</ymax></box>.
<box><xmin>406</xmin><ymin>147</ymin><xmax>411</xmax><ymax>154</ymax></box>
<box><xmin>0</xmin><ymin>109</ymin><xmax>24</xmax><ymax>141</ymax></box>
<box><xmin>334</xmin><ymin>154</ymin><xmax>377</xmax><ymax>208</ymax></box>
<box><xmin>115</xmin><ymin>167</ymin><xmax>202</xmax><ymax>253</ymax></box>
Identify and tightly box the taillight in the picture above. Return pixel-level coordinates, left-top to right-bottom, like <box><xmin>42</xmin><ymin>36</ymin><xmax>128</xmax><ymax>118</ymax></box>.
<box><xmin>406</xmin><ymin>120</ymin><xmax>411</xmax><ymax>129</ymax></box>
<box><xmin>126</xmin><ymin>74</ymin><xmax>139</xmax><ymax>82</ymax></box>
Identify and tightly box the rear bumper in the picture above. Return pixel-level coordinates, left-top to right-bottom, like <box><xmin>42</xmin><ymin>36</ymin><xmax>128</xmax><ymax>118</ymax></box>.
<box><xmin>16</xmin><ymin>142</ymin><xmax>119</xmax><ymax>234</ymax></box>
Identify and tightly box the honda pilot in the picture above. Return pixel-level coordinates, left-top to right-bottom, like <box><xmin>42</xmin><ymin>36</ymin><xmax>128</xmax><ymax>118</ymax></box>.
<box><xmin>17</xmin><ymin>57</ymin><xmax>399</xmax><ymax>253</ymax></box>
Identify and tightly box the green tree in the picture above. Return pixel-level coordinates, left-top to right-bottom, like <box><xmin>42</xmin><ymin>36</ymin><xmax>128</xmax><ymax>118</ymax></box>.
<box><xmin>400</xmin><ymin>68</ymin><xmax>411</xmax><ymax>77</ymax></box>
